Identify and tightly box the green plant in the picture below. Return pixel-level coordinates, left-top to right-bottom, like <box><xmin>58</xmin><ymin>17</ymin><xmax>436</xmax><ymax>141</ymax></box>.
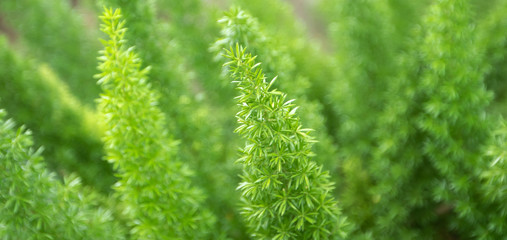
<box><xmin>225</xmin><ymin>45</ymin><xmax>349</xmax><ymax>240</ymax></box>
<box><xmin>3</xmin><ymin>0</ymin><xmax>507</xmax><ymax>239</ymax></box>
<box><xmin>98</xmin><ymin>2</ymin><xmax>244</xmax><ymax>238</ymax></box>
<box><xmin>317</xmin><ymin>1</ymin><xmax>403</xmax><ymax>235</ymax></box>
<box><xmin>363</xmin><ymin>0</ymin><xmax>494</xmax><ymax>238</ymax></box>
<box><xmin>417</xmin><ymin>2</ymin><xmax>492</xmax><ymax>238</ymax></box>
<box><xmin>160</xmin><ymin>0</ymin><xmax>233</xmax><ymax>104</ymax></box>
<box><xmin>212</xmin><ymin>8</ymin><xmax>339</xmax><ymax>174</ymax></box>
<box><xmin>0</xmin><ymin>37</ymin><xmax>114</xmax><ymax>192</ymax></box>
<box><xmin>470</xmin><ymin>119</ymin><xmax>507</xmax><ymax>239</ymax></box>
<box><xmin>0</xmin><ymin>0</ymin><xmax>101</xmax><ymax>105</ymax></box>
<box><xmin>231</xmin><ymin>0</ymin><xmax>339</xmax><ymax>135</ymax></box>
<box><xmin>478</xmin><ymin>0</ymin><xmax>507</xmax><ymax>115</ymax></box>
<box><xmin>0</xmin><ymin>109</ymin><xmax>125</xmax><ymax>239</ymax></box>
<box><xmin>95</xmin><ymin>8</ymin><xmax>214</xmax><ymax>239</ymax></box>
<box><xmin>323</xmin><ymin>0</ymin><xmax>396</xmax><ymax>157</ymax></box>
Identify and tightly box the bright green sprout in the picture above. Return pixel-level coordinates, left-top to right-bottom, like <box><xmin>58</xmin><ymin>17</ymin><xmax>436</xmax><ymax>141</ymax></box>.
<box><xmin>95</xmin><ymin>7</ymin><xmax>214</xmax><ymax>239</ymax></box>
<box><xmin>224</xmin><ymin>45</ymin><xmax>349</xmax><ymax>240</ymax></box>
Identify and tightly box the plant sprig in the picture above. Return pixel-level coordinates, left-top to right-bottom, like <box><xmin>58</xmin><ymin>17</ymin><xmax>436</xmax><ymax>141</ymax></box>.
<box><xmin>96</xmin><ymin>7</ymin><xmax>214</xmax><ymax>239</ymax></box>
<box><xmin>225</xmin><ymin>45</ymin><xmax>349</xmax><ymax>240</ymax></box>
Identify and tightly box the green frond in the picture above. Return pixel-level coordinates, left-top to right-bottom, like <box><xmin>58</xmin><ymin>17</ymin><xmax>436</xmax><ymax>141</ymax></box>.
<box><xmin>0</xmin><ymin>109</ymin><xmax>126</xmax><ymax>239</ymax></box>
<box><xmin>96</xmin><ymin>8</ymin><xmax>214</xmax><ymax>239</ymax></box>
<box><xmin>225</xmin><ymin>45</ymin><xmax>349</xmax><ymax>239</ymax></box>
<box><xmin>213</xmin><ymin>7</ymin><xmax>339</xmax><ymax>181</ymax></box>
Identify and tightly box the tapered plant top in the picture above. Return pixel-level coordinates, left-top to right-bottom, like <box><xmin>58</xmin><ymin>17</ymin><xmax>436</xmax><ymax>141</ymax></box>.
<box><xmin>95</xmin><ymin>7</ymin><xmax>214</xmax><ymax>239</ymax></box>
<box><xmin>225</xmin><ymin>45</ymin><xmax>348</xmax><ymax>240</ymax></box>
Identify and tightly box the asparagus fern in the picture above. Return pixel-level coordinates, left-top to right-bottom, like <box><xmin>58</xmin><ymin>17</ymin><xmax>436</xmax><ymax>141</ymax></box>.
<box><xmin>95</xmin><ymin>8</ymin><xmax>214</xmax><ymax>239</ymax></box>
<box><xmin>225</xmin><ymin>45</ymin><xmax>349</xmax><ymax>240</ymax></box>
<box><xmin>0</xmin><ymin>37</ymin><xmax>114</xmax><ymax>192</ymax></box>
<box><xmin>0</xmin><ymin>109</ymin><xmax>125</xmax><ymax>239</ymax></box>
<box><xmin>212</xmin><ymin>8</ymin><xmax>339</xmax><ymax>174</ymax></box>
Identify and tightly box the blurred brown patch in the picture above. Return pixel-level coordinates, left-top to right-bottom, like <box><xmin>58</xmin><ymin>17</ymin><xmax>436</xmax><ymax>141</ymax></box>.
<box><xmin>0</xmin><ymin>15</ymin><xmax>18</xmax><ymax>43</ymax></box>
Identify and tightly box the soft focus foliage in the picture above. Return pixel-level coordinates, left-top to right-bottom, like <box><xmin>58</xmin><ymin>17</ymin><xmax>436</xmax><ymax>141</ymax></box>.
<box><xmin>0</xmin><ymin>0</ymin><xmax>101</xmax><ymax>105</ymax></box>
<box><xmin>0</xmin><ymin>37</ymin><xmax>114</xmax><ymax>193</ymax></box>
<box><xmin>1</xmin><ymin>0</ymin><xmax>507</xmax><ymax>239</ymax></box>
<box><xmin>0</xmin><ymin>109</ymin><xmax>125</xmax><ymax>239</ymax></box>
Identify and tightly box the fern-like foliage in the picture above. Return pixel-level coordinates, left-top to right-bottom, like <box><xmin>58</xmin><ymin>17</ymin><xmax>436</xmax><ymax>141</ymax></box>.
<box><xmin>98</xmin><ymin>0</ymin><xmax>194</xmax><ymax>120</ymax></box>
<box><xmin>366</xmin><ymin>36</ymin><xmax>429</xmax><ymax>239</ymax></box>
<box><xmin>225</xmin><ymin>45</ymin><xmax>349</xmax><ymax>240</ymax></box>
<box><xmin>324</xmin><ymin>0</ymin><xmax>395</xmax><ymax>157</ymax></box>
<box><xmin>0</xmin><ymin>109</ymin><xmax>125</xmax><ymax>239</ymax></box>
<box><xmin>0</xmin><ymin>0</ymin><xmax>101</xmax><ymax>105</ymax></box>
<box><xmin>212</xmin><ymin>8</ymin><xmax>298</xmax><ymax>95</ymax></box>
<box><xmin>366</xmin><ymin>0</ymin><xmax>494</xmax><ymax>238</ymax></box>
<box><xmin>478</xmin><ymin>0</ymin><xmax>507</xmax><ymax>114</ymax></box>
<box><xmin>419</xmin><ymin>0</ymin><xmax>491</xmax><ymax>209</ymax></box>
<box><xmin>320</xmin><ymin>0</ymin><xmax>400</xmax><ymax>236</ymax></box>
<box><xmin>484</xmin><ymin>121</ymin><xmax>507</xmax><ymax>206</ymax></box>
<box><xmin>95</xmin><ymin>8</ymin><xmax>214</xmax><ymax>239</ymax></box>
<box><xmin>224</xmin><ymin>1</ymin><xmax>340</xmax><ymax>145</ymax></box>
<box><xmin>0</xmin><ymin>37</ymin><xmax>114</xmax><ymax>192</ymax></box>
<box><xmin>212</xmin><ymin>8</ymin><xmax>339</xmax><ymax>176</ymax></box>
<box><xmin>476</xmin><ymin>119</ymin><xmax>507</xmax><ymax>239</ymax></box>
<box><xmin>224</xmin><ymin>0</ymin><xmax>338</xmax><ymax>116</ymax></box>
<box><xmin>99</xmin><ymin>1</ymin><xmax>244</xmax><ymax>238</ymax></box>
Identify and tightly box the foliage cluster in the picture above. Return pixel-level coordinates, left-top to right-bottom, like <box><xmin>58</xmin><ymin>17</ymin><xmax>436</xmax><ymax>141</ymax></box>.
<box><xmin>1</xmin><ymin>0</ymin><xmax>507</xmax><ymax>239</ymax></box>
<box><xmin>225</xmin><ymin>46</ymin><xmax>348</xmax><ymax>239</ymax></box>
<box><xmin>95</xmin><ymin>8</ymin><xmax>214</xmax><ymax>239</ymax></box>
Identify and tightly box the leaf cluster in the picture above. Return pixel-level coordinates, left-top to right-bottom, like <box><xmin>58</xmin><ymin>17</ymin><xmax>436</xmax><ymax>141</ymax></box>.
<box><xmin>0</xmin><ymin>109</ymin><xmax>125</xmax><ymax>239</ymax></box>
<box><xmin>95</xmin><ymin>8</ymin><xmax>214</xmax><ymax>239</ymax></box>
<box><xmin>224</xmin><ymin>46</ymin><xmax>349</xmax><ymax>240</ymax></box>
<box><xmin>212</xmin><ymin>7</ymin><xmax>339</xmax><ymax>177</ymax></box>
<box><xmin>0</xmin><ymin>37</ymin><xmax>114</xmax><ymax>192</ymax></box>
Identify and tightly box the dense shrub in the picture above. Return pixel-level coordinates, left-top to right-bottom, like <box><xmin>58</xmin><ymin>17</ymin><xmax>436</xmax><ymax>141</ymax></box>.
<box><xmin>0</xmin><ymin>37</ymin><xmax>114</xmax><ymax>192</ymax></box>
<box><xmin>95</xmin><ymin>8</ymin><xmax>214</xmax><ymax>239</ymax></box>
<box><xmin>1</xmin><ymin>0</ymin><xmax>507</xmax><ymax>239</ymax></box>
<box><xmin>0</xmin><ymin>109</ymin><xmax>125</xmax><ymax>239</ymax></box>
<box><xmin>0</xmin><ymin>0</ymin><xmax>101</xmax><ymax>105</ymax></box>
